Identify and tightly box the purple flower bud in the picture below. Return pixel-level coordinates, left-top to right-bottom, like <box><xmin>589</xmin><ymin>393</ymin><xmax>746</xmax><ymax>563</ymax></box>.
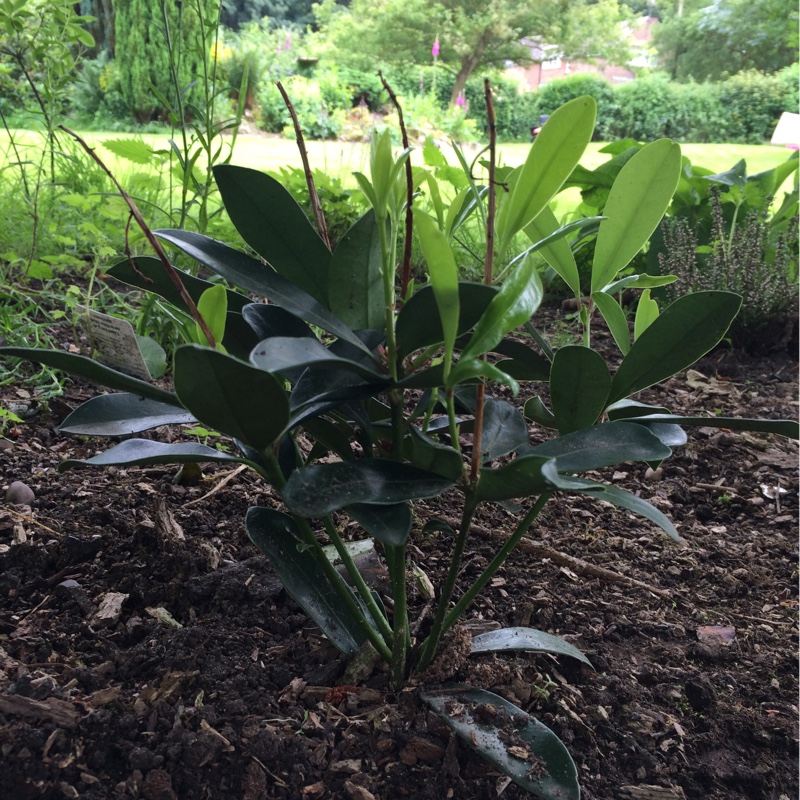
<box><xmin>432</xmin><ymin>37</ymin><xmax>440</xmax><ymax>58</ymax></box>
<box><xmin>456</xmin><ymin>91</ymin><xmax>465</xmax><ymax>107</ymax></box>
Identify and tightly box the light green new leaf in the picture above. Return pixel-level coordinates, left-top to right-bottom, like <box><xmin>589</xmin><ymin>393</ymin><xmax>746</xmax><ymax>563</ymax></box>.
<box><xmin>414</xmin><ymin>210</ymin><xmax>459</xmax><ymax>379</ymax></box>
<box><xmin>633</xmin><ymin>289</ymin><xmax>659</xmax><ymax>340</ymax></box>
<box><xmin>174</xmin><ymin>345</ymin><xmax>289</xmax><ymax>450</ymax></box>
<box><xmin>196</xmin><ymin>283</ymin><xmax>228</xmax><ymax>350</ymax></box>
<box><xmin>591</xmin><ymin>292</ymin><xmax>630</xmax><ymax>355</ymax></box>
<box><xmin>524</xmin><ymin>205</ymin><xmax>580</xmax><ymax>297</ymax></box>
<box><xmin>101</xmin><ymin>138</ymin><xmax>156</xmax><ymax>165</ymax></box>
<box><xmin>496</xmin><ymin>95</ymin><xmax>596</xmax><ymax>258</ymax></box>
<box><xmin>591</xmin><ymin>139</ymin><xmax>682</xmax><ymax>293</ymax></box>
<box><xmin>460</xmin><ymin>255</ymin><xmax>542</xmax><ymax>362</ymax></box>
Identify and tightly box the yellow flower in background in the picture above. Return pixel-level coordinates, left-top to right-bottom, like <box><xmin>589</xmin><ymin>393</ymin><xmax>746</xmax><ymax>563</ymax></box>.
<box><xmin>209</xmin><ymin>41</ymin><xmax>232</xmax><ymax>64</ymax></box>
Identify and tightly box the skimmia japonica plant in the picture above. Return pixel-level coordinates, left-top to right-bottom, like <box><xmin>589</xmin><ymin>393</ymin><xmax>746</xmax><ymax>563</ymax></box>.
<box><xmin>3</xmin><ymin>94</ymin><xmax>797</xmax><ymax>800</ymax></box>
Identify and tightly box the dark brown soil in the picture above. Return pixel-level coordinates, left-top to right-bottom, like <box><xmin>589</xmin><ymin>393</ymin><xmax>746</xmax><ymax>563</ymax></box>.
<box><xmin>1</xmin><ymin>334</ymin><xmax>797</xmax><ymax>800</ymax></box>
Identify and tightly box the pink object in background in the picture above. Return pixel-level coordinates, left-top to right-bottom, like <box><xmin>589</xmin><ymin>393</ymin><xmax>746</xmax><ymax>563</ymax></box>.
<box><xmin>432</xmin><ymin>36</ymin><xmax>440</xmax><ymax>58</ymax></box>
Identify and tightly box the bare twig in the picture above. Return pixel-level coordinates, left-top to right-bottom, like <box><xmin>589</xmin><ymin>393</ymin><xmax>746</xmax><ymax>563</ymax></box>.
<box><xmin>276</xmin><ymin>81</ymin><xmax>331</xmax><ymax>250</ymax></box>
<box><xmin>58</xmin><ymin>125</ymin><xmax>216</xmax><ymax>348</ymax></box>
<box><xmin>469</xmin><ymin>80</ymin><xmax>498</xmax><ymax>484</ymax></box>
<box><xmin>379</xmin><ymin>72</ymin><xmax>414</xmax><ymax>301</ymax></box>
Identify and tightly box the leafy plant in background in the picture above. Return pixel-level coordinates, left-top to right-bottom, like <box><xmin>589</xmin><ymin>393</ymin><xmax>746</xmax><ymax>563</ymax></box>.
<box><xmin>0</xmin><ymin>0</ymin><xmax>95</xmax><ymax>276</ymax></box>
<box><xmin>3</xmin><ymin>94</ymin><xmax>798</xmax><ymax>800</ymax></box>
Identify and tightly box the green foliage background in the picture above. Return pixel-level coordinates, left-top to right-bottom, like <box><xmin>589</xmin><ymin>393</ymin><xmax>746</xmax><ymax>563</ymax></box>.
<box><xmin>114</xmin><ymin>0</ymin><xmax>220</xmax><ymax>122</ymax></box>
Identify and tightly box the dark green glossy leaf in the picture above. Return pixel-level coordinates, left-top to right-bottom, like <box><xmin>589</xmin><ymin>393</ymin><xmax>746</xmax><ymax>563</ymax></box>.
<box><xmin>624</xmin><ymin>414</ymin><xmax>799</xmax><ymax>440</ymax></box>
<box><xmin>524</xmin><ymin>396</ymin><xmax>557</xmax><ymax>428</ymax></box>
<box><xmin>476</xmin><ymin>456</ymin><xmax>551</xmax><ymax>501</ymax></box>
<box><xmin>246</xmin><ymin>507</ymin><xmax>367</xmax><ymax>657</ymax></box>
<box><xmin>154</xmin><ymin>229</ymin><xmax>370</xmax><ymax>355</ymax></box>
<box><xmin>213</xmin><ymin>165</ymin><xmax>331</xmax><ymax>304</ymax></box>
<box><xmin>608</xmin><ymin>291</ymin><xmax>742</xmax><ymax>405</ymax></box>
<box><xmin>174</xmin><ymin>345</ymin><xmax>289</xmax><ymax>449</ymax></box>
<box><xmin>0</xmin><ymin>347</ymin><xmax>178</xmax><ymax>406</ymax></box>
<box><xmin>606</xmin><ymin>399</ymin><xmax>672</xmax><ymax>419</ymax></box>
<box><xmin>406</xmin><ymin>427</ymin><xmax>464</xmax><ymax>481</ymax></box>
<box><xmin>471</xmin><ymin>627</ymin><xmax>592</xmax><ymax>667</ymax></box>
<box><xmin>302</xmin><ymin>417</ymin><xmax>354</xmax><ymax>461</ymax></box>
<box><xmin>415</xmin><ymin>210</ymin><xmax>460</xmax><ymax>373</ymax></box>
<box><xmin>250</xmin><ymin>337</ymin><xmax>386</xmax><ymax>383</ymax></box>
<box><xmin>541</xmin><ymin>461</ymin><xmax>680</xmax><ymax>541</ymax></box>
<box><xmin>346</xmin><ymin>503</ymin><xmax>412</xmax><ymax>547</ymax></box>
<box><xmin>422</xmin><ymin>686</ymin><xmax>580</xmax><ymax>800</ymax></box>
<box><xmin>549</xmin><ymin>346</ymin><xmax>611</xmax><ymax>434</ymax></box>
<box><xmin>525</xmin><ymin>422</ymin><xmax>671</xmax><ymax>472</ymax></box>
<box><xmin>283</xmin><ymin>459</ymin><xmax>455</xmax><ymax>516</ymax></box>
<box><xmin>396</xmin><ymin>282</ymin><xmax>497</xmax><ymax>356</ymax></box>
<box><xmin>481</xmin><ymin>398</ymin><xmax>529</xmax><ymax>461</ymax></box>
<box><xmin>107</xmin><ymin>256</ymin><xmax>250</xmax><ymax>313</ymax></box>
<box><xmin>329</xmin><ymin>210</ymin><xmax>385</xmax><ymax>331</ymax></box>
<box><xmin>492</xmin><ymin>338</ymin><xmax>551</xmax><ymax>381</ymax></box>
<box><xmin>241</xmin><ymin>303</ymin><xmax>315</xmax><ymax>341</ymax></box>
<box><xmin>460</xmin><ymin>255</ymin><xmax>543</xmax><ymax>362</ymax></box>
<box><xmin>59</xmin><ymin>394</ymin><xmax>195</xmax><ymax>436</ymax></box>
<box><xmin>59</xmin><ymin>439</ymin><xmax>258</xmax><ymax>473</ymax></box>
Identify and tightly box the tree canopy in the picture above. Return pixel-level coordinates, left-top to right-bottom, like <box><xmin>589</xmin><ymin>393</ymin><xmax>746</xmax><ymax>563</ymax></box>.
<box><xmin>314</xmin><ymin>0</ymin><xmax>632</xmax><ymax>104</ymax></box>
<box><xmin>653</xmin><ymin>0</ymin><xmax>798</xmax><ymax>81</ymax></box>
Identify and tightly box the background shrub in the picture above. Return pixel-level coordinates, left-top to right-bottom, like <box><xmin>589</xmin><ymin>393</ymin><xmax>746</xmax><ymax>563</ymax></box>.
<box><xmin>530</xmin><ymin>74</ymin><xmax>616</xmax><ymax>141</ymax></box>
<box><xmin>256</xmin><ymin>75</ymin><xmax>344</xmax><ymax>139</ymax></box>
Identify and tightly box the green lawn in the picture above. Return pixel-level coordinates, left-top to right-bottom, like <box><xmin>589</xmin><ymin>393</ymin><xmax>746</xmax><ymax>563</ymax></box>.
<box><xmin>1</xmin><ymin>129</ymin><xmax>793</xmax><ymax>182</ymax></box>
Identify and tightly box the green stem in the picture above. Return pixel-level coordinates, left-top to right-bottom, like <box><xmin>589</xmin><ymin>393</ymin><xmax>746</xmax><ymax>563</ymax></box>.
<box><xmin>523</xmin><ymin>321</ymin><xmax>554</xmax><ymax>362</ymax></box>
<box><xmin>446</xmin><ymin>389</ymin><xmax>462</xmax><ymax>455</ymax></box>
<box><xmin>322</xmin><ymin>517</ymin><xmax>393</xmax><ymax>643</ymax></box>
<box><xmin>378</xmin><ymin>213</ymin><xmax>398</xmax><ymax>381</ymax></box>
<box><xmin>442</xmin><ymin>492</ymin><xmax>552</xmax><ymax>633</ymax></box>
<box><xmin>415</xmin><ymin>492</ymin><xmax>478</xmax><ymax>673</ymax></box>
<box><xmin>386</xmin><ymin>544</ymin><xmax>409</xmax><ymax>688</ymax></box>
<box><xmin>262</xmin><ymin>449</ymin><xmax>393</xmax><ymax>661</ymax></box>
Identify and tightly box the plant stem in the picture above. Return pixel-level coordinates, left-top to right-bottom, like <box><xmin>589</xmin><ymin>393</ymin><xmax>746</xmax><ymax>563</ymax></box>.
<box><xmin>261</xmin><ymin>449</ymin><xmax>393</xmax><ymax>662</ymax></box>
<box><xmin>379</xmin><ymin>72</ymin><xmax>414</xmax><ymax>302</ymax></box>
<box><xmin>377</xmin><ymin>213</ymin><xmax>399</xmax><ymax>381</ymax></box>
<box><xmin>322</xmin><ymin>517</ymin><xmax>393</xmax><ymax>643</ymax></box>
<box><xmin>386</xmin><ymin>544</ymin><xmax>410</xmax><ymax>688</ymax></box>
<box><xmin>277</xmin><ymin>81</ymin><xmax>331</xmax><ymax>250</ymax></box>
<box><xmin>415</xmin><ymin>492</ymin><xmax>479</xmax><ymax>673</ymax></box>
<box><xmin>442</xmin><ymin>492</ymin><xmax>552</xmax><ymax>633</ymax></box>
<box><xmin>59</xmin><ymin>126</ymin><xmax>216</xmax><ymax>349</ymax></box>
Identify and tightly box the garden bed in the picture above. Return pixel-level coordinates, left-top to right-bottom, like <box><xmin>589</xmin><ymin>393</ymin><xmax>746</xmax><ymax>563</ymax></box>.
<box><xmin>0</xmin><ymin>330</ymin><xmax>797</xmax><ymax>800</ymax></box>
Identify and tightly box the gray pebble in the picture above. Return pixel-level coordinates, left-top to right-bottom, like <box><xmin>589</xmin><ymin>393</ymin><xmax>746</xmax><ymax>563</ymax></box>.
<box><xmin>6</xmin><ymin>481</ymin><xmax>34</xmax><ymax>505</ymax></box>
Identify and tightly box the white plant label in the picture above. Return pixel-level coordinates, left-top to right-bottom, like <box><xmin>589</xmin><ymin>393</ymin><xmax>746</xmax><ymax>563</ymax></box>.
<box><xmin>77</xmin><ymin>306</ymin><xmax>151</xmax><ymax>381</ymax></box>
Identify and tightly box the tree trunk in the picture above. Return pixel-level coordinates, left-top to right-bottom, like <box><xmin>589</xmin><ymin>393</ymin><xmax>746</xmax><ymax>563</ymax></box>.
<box><xmin>448</xmin><ymin>28</ymin><xmax>494</xmax><ymax>106</ymax></box>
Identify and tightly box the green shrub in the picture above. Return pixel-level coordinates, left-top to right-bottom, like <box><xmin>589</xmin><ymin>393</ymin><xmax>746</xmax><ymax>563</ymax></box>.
<box><xmin>70</xmin><ymin>53</ymin><xmax>130</xmax><ymax>128</ymax></box>
<box><xmin>717</xmin><ymin>70</ymin><xmax>794</xmax><ymax>144</ymax></box>
<box><xmin>256</xmin><ymin>75</ymin><xmax>344</xmax><ymax>139</ymax></box>
<box><xmin>531</xmin><ymin>74</ymin><xmax>616</xmax><ymax>141</ymax></box>
<box><xmin>604</xmin><ymin>75</ymin><xmax>681</xmax><ymax>141</ymax></box>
